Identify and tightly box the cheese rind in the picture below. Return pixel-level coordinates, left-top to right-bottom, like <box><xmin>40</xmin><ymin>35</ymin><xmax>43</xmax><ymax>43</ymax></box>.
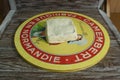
<box><xmin>46</xmin><ymin>18</ymin><xmax>78</xmax><ymax>43</ymax></box>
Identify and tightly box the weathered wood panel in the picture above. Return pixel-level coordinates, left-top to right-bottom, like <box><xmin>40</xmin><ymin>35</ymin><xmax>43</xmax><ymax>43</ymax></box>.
<box><xmin>0</xmin><ymin>0</ymin><xmax>120</xmax><ymax>80</ymax></box>
<box><xmin>109</xmin><ymin>0</ymin><xmax>120</xmax><ymax>13</ymax></box>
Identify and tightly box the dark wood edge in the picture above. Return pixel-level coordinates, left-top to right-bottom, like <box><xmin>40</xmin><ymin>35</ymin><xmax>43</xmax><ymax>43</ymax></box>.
<box><xmin>98</xmin><ymin>0</ymin><xmax>120</xmax><ymax>43</ymax></box>
<box><xmin>0</xmin><ymin>0</ymin><xmax>16</xmax><ymax>39</ymax></box>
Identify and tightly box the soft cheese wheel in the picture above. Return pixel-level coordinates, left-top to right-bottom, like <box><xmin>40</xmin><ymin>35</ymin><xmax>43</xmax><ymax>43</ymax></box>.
<box><xmin>46</xmin><ymin>18</ymin><xmax>78</xmax><ymax>43</ymax></box>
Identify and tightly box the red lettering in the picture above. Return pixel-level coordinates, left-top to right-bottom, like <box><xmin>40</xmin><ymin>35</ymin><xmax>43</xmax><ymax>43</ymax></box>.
<box><xmin>80</xmin><ymin>52</ymin><xmax>92</xmax><ymax>59</ymax></box>
<box><xmin>75</xmin><ymin>55</ymin><xmax>83</xmax><ymax>62</ymax></box>
<box><xmin>94</xmin><ymin>42</ymin><xmax>102</xmax><ymax>48</ymax></box>
<box><xmin>89</xmin><ymin>47</ymin><xmax>98</xmax><ymax>54</ymax></box>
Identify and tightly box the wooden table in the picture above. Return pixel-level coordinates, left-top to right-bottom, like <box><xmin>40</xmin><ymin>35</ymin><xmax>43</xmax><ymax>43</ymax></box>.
<box><xmin>0</xmin><ymin>0</ymin><xmax>120</xmax><ymax>80</ymax></box>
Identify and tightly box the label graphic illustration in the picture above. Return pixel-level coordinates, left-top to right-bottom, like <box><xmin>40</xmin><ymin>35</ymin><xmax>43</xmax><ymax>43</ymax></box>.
<box><xmin>15</xmin><ymin>11</ymin><xmax>110</xmax><ymax>72</ymax></box>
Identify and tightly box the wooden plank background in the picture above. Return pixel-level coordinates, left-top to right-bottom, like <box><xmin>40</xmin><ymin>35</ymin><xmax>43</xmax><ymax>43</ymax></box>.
<box><xmin>109</xmin><ymin>0</ymin><xmax>120</xmax><ymax>13</ymax></box>
<box><xmin>107</xmin><ymin>0</ymin><xmax>120</xmax><ymax>32</ymax></box>
<box><xmin>110</xmin><ymin>13</ymin><xmax>120</xmax><ymax>32</ymax></box>
<box><xmin>0</xmin><ymin>0</ymin><xmax>120</xmax><ymax>80</ymax></box>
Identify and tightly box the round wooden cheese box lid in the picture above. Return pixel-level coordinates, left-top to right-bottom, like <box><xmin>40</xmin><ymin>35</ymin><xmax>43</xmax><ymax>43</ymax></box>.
<box><xmin>14</xmin><ymin>11</ymin><xmax>110</xmax><ymax>72</ymax></box>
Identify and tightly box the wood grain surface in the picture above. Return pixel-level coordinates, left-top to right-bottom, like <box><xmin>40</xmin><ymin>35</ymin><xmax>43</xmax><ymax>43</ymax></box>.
<box><xmin>0</xmin><ymin>0</ymin><xmax>120</xmax><ymax>80</ymax></box>
<box><xmin>110</xmin><ymin>13</ymin><xmax>120</xmax><ymax>32</ymax></box>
